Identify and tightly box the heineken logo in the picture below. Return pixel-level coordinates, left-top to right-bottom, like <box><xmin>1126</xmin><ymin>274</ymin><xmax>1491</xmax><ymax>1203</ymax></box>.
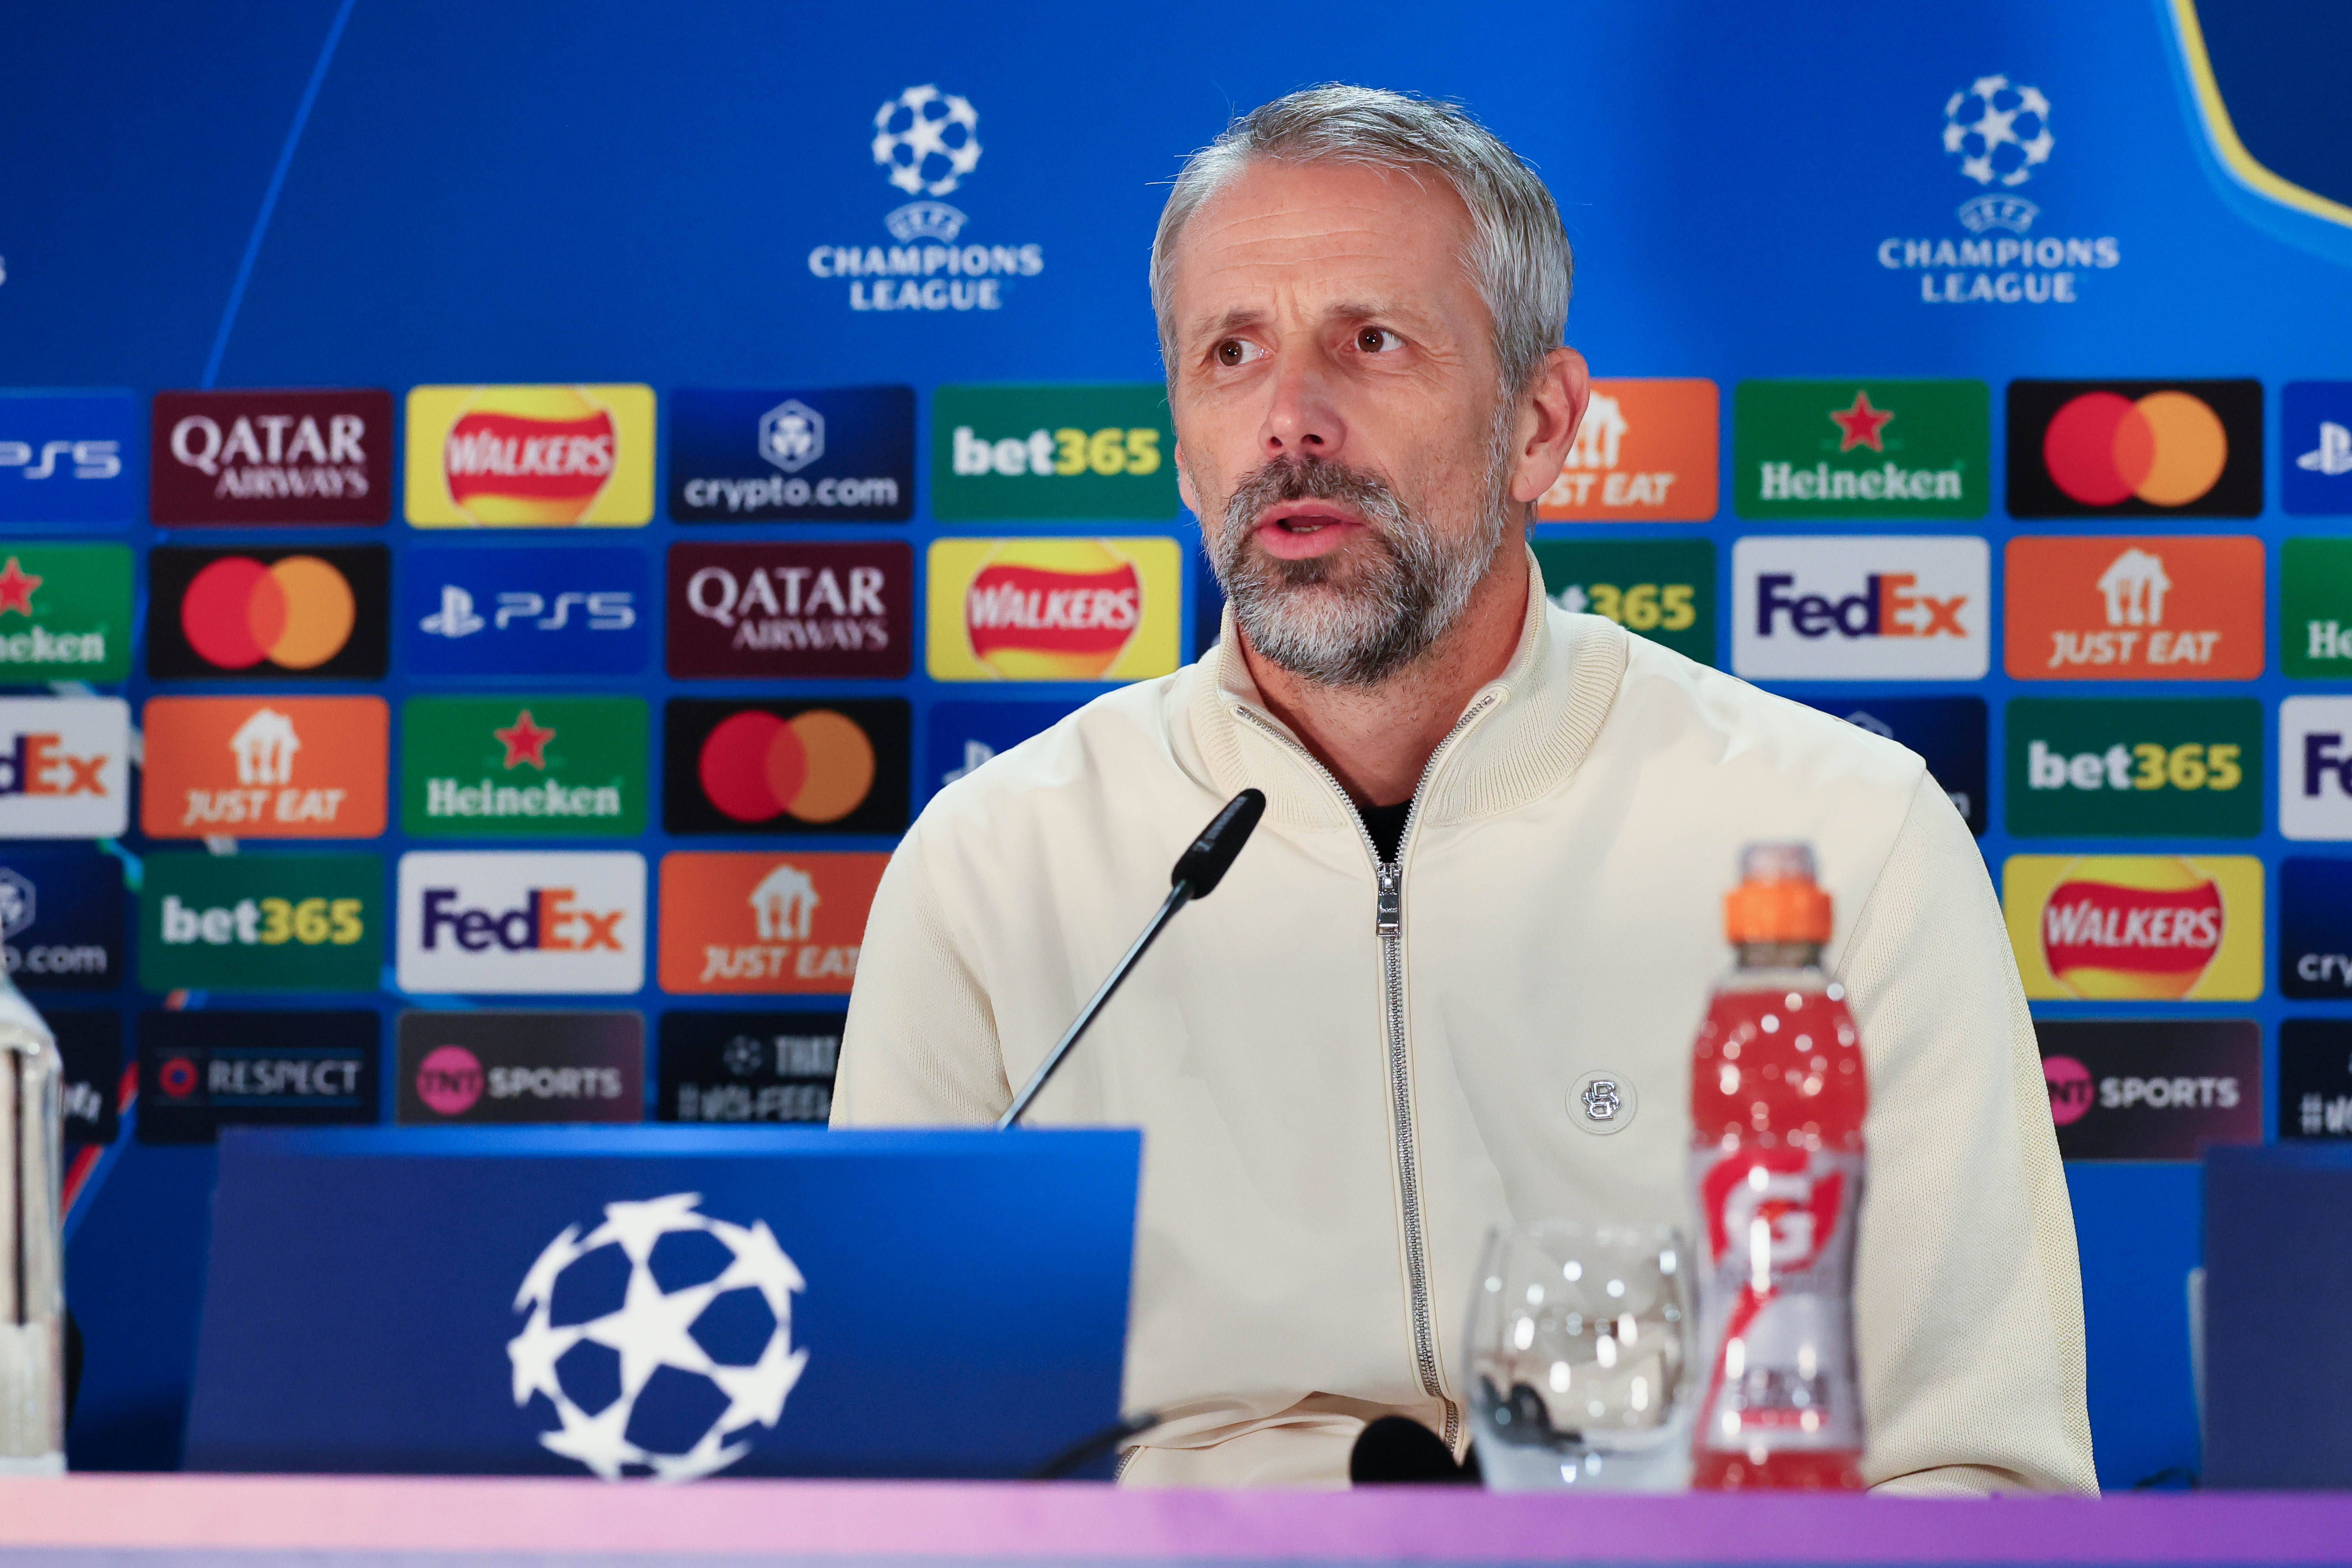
<box><xmin>402</xmin><ymin>697</ymin><xmax>647</xmax><ymax>838</ymax></box>
<box><xmin>1736</xmin><ymin>380</ymin><xmax>1988</xmax><ymax>518</ymax></box>
<box><xmin>0</xmin><ymin>546</ymin><xmax>132</xmax><ymax>680</ymax></box>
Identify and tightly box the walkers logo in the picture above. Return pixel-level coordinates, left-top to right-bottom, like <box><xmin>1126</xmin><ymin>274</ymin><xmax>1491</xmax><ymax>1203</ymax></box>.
<box><xmin>400</xmin><ymin>546</ymin><xmax>646</xmax><ymax>678</ymax></box>
<box><xmin>1875</xmin><ymin>76</ymin><xmax>2124</xmax><ymax>307</ymax></box>
<box><xmin>1733</xmin><ymin>381</ymin><xmax>1987</xmax><ymax>519</ymax></box>
<box><xmin>397</xmin><ymin>851</ymin><xmax>646</xmax><ymax>995</ymax></box>
<box><xmin>137</xmin><ymin>1010</ymin><xmax>378</xmax><ymax>1145</ymax></box>
<box><xmin>395</xmin><ymin>1010</ymin><xmax>643</xmax><ymax>1126</ymax></box>
<box><xmin>0</xmin><ymin>546</ymin><xmax>131</xmax><ymax>681</ymax></box>
<box><xmin>807</xmin><ymin>85</ymin><xmax>1046</xmax><ymax>313</ymax></box>
<box><xmin>1730</xmin><ymin>535</ymin><xmax>1987</xmax><ymax>680</ymax></box>
<box><xmin>1531</xmin><ymin>538</ymin><xmax>1715</xmax><ymax>665</ymax></box>
<box><xmin>2283</xmin><ymin>383</ymin><xmax>2352</xmax><ymax>516</ymax></box>
<box><xmin>2004</xmin><ymin>536</ymin><xmax>2263</xmax><ymax>681</ymax></box>
<box><xmin>139</xmin><ymin>852</ymin><xmax>383</xmax><ymax>993</ymax></box>
<box><xmin>401</xmin><ymin>696</ymin><xmax>647</xmax><ymax>838</ymax></box>
<box><xmin>2280</xmin><ymin>858</ymin><xmax>2352</xmax><ymax>1000</ymax></box>
<box><xmin>0</xmin><ymin>697</ymin><xmax>128</xmax><ymax>838</ymax></box>
<box><xmin>2281</xmin><ymin>538</ymin><xmax>2352</xmax><ymax>677</ymax></box>
<box><xmin>141</xmin><ymin>697</ymin><xmax>387</xmax><ymax>839</ymax></box>
<box><xmin>0</xmin><ymin>390</ymin><xmax>139</xmax><ymax>526</ymax></box>
<box><xmin>2281</xmin><ymin>1020</ymin><xmax>2352</xmax><ymax>1141</ymax></box>
<box><xmin>2004</xmin><ymin>855</ymin><xmax>2263</xmax><ymax>1002</ymax></box>
<box><xmin>2008</xmin><ymin>380</ymin><xmax>2261</xmax><ymax>518</ymax></box>
<box><xmin>149</xmin><ymin>389</ymin><xmax>391</xmax><ymax>525</ymax></box>
<box><xmin>0</xmin><ymin>848</ymin><xmax>124</xmax><ymax>991</ymax></box>
<box><xmin>669</xmin><ymin>386</ymin><xmax>914</xmax><ymax>522</ymax></box>
<box><xmin>405</xmin><ymin>385</ymin><xmax>654</xmax><ymax>527</ymax></box>
<box><xmin>923</xmin><ymin>700</ymin><xmax>1082</xmax><ymax>803</ymax></box>
<box><xmin>2278</xmin><ymin>697</ymin><xmax>2352</xmax><ymax>841</ymax></box>
<box><xmin>664</xmin><ymin>699</ymin><xmax>909</xmax><ymax>837</ymax></box>
<box><xmin>657</xmin><ymin>852</ymin><xmax>887</xmax><ymax>995</ymax></box>
<box><xmin>930</xmin><ymin>385</ymin><xmax>1177</xmax><ymax>520</ymax></box>
<box><xmin>659</xmin><ymin>1010</ymin><xmax>844</xmax><ymax>1124</ymax></box>
<box><xmin>149</xmin><ymin>546</ymin><xmax>388</xmax><ymax>681</ymax></box>
<box><xmin>927</xmin><ymin>537</ymin><xmax>1181</xmax><ymax>682</ymax></box>
<box><xmin>668</xmin><ymin>541</ymin><xmax>911</xmax><ymax>679</ymax></box>
<box><xmin>1797</xmin><ymin>696</ymin><xmax>1987</xmax><ymax>835</ymax></box>
<box><xmin>2007</xmin><ymin>699</ymin><xmax>2261</xmax><ymax>838</ymax></box>
<box><xmin>51</xmin><ymin>1012</ymin><xmax>124</xmax><ymax>1145</ymax></box>
<box><xmin>1536</xmin><ymin>379</ymin><xmax>1718</xmax><ymax>521</ymax></box>
<box><xmin>2037</xmin><ymin>1020</ymin><xmax>2260</xmax><ymax>1161</ymax></box>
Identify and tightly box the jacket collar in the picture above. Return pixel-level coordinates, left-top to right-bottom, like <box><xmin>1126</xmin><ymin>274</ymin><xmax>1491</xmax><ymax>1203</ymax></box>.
<box><xmin>1179</xmin><ymin>546</ymin><xmax>1631</xmax><ymax>838</ymax></box>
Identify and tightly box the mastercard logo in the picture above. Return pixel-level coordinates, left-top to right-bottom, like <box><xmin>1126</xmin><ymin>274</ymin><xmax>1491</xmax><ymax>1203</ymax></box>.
<box><xmin>2038</xmin><ymin>856</ymin><xmax>2223</xmax><ymax>1000</ymax></box>
<box><xmin>696</xmin><ymin>709</ymin><xmax>875</xmax><ymax>825</ymax></box>
<box><xmin>2042</xmin><ymin>390</ymin><xmax>2228</xmax><ymax>509</ymax></box>
<box><xmin>180</xmin><ymin>555</ymin><xmax>355</xmax><ymax>670</ymax></box>
<box><xmin>964</xmin><ymin>538</ymin><xmax>1142</xmax><ymax>680</ymax></box>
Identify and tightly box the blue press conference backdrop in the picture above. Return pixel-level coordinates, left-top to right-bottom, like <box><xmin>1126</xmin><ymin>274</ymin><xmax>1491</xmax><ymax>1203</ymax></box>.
<box><xmin>4</xmin><ymin>0</ymin><xmax>2349</xmax><ymax>1485</ymax></box>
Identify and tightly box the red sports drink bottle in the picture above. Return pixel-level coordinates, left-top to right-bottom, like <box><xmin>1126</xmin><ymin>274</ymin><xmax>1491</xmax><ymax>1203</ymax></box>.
<box><xmin>1688</xmin><ymin>843</ymin><xmax>1867</xmax><ymax>1490</ymax></box>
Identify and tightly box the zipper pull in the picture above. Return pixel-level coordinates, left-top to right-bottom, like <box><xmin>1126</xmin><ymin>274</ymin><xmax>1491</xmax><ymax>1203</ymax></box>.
<box><xmin>1375</xmin><ymin>863</ymin><xmax>1402</xmax><ymax>937</ymax></box>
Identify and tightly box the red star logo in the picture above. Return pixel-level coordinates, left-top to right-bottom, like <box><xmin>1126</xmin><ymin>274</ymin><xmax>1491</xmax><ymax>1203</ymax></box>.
<box><xmin>0</xmin><ymin>558</ymin><xmax>43</xmax><ymax>617</ymax></box>
<box><xmin>1828</xmin><ymin>391</ymin><xmax>1894</xmax><ymax>452</ymax></box>
<box><xmin>493</xmin><ymin>709</ymin><xmax>556</xmax><ymax>770</ymax></box>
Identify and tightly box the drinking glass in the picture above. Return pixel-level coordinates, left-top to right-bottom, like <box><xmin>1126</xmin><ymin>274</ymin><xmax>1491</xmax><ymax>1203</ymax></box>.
<box><xmin>1466</xmin><ymin>1219</ymin><xmax>1692</xmax><ymax>1491</ymax></box>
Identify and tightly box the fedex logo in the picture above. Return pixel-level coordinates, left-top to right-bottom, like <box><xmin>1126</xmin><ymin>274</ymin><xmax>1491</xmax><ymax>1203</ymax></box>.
<box><xmin>0</xmin><ymin>733</ymin><xmax>109</xmax><ymax>798</ymax></box>
<box><xmin>398</xmin><ymin>851</ymin><xmax>644</xmax><ymax>994</ymax></box>
<box><xmin>2283</xmin><ymin>698</ymin><xmax>2352</xmax><ymax>841</ymax></box>
<box><xmin>1733</xmin><ymin>536</ymin><xmax>1988</xmax><ymax>680</ymax></box>
<box><xmin>0</xmin><ymin>699</ymin><xmax>127</xmax><ymax>837</ymax></box>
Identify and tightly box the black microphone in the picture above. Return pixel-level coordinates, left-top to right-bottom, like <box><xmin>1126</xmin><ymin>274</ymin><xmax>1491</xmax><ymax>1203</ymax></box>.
<box><xmin>997</xmin><ymin>789</ymin><xmax>1266</xmax><ymax>1129</ymax></box>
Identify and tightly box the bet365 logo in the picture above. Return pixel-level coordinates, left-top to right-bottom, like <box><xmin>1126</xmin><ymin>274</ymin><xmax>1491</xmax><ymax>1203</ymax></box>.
<box><xmin>930</xmin><ymin>385</ymin><xmax>1176</xmax><ymax>520</ymax></box>
<box><xmin>2006</xmin><ymin>699</ymin><xmax>2261</xmax><ymax>838</ymax></box>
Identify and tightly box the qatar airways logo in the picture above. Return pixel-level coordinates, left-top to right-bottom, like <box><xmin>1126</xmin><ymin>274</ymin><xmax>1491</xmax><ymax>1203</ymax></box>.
<box><xmin>1732</xmin><ymin>536</ymin><xmax>1988</xmax><ymax>680</ymax></box>
<box><xmin>397</xmin><ymin>851</ymin><xmax>645</xmax><ymax>995</ymax></box>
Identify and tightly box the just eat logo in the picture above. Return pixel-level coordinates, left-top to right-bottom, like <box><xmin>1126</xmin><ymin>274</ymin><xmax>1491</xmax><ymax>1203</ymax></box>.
<box><xmin>397</xmin><ymin>851</ymin><xmax>645</xmax><ymax>995</ymax></box>
<box><xmin>1732</xmin><ymin>535</ymin><xmax>1989</xmax><ymax>681</ymax></box>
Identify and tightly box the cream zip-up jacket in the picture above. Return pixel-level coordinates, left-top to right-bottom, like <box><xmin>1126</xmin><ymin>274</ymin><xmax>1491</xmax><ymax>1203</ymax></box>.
<box><xmin>834</xmin><ymin>559</ymin><xmax>2097</xmax><ymax>1495</ymax></box>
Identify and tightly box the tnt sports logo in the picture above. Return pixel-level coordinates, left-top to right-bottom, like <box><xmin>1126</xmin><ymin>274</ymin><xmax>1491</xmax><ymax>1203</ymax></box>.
<box><xmin>0</xmin><ymin>698</ymin><xmax>128</xmax><ymax>838</ymax></box>
<box><xmin>1731</xmin><ymin>536</ymin><xmax>1987</xmax><ymax>680</ymax></box>
<box><xmin>398</xmin><ymin>852</ymin><xmax>646</xmax><ymax>996</ymax></box>
<box><xmin>2035</xmin><ymin>1021</ymin><xmax>2263</xmax><ymax>1161</ymax></box>
<box><xmin>658</xmin><ymin>852</ymin><xmax>887</xmax><ymax>994</ymax></box>
<box><xmin>927</xmin><ymin>538</ymin><xmax>1182</xmax><ymax>683</ymax></box>
<box><xmin>666</xmin><ymin>700</ymin><xmax>908</xmax><ymax>837</ymax></box>
<box><xmin>1944</xmin><ymin>76</ymin><xmax>2053</xmax><ymax>188</ymax></box>
<box><xmin>1536</xmin><ymin>379</ymin><xmax>1718</xmax><ymax>522</ymax></box>
<box><xmin>2004</xmin><ymin>855</ymin><xmax>2263</xmax><ymax>1002</ymax></box>
<box><xmin>509</xmin><ymin>1192</ymin><xmax>806</xmax><ymax>1480</ymax></box>
<box><xmin>2008</xmin><ymin>381</ymin><xmax>2261</xmax><ymax>518</ymax></box>
<box><xmin>406</xmin><ymin>385</ymin><xmax>654</xmax><ymax>527</ymax></box>
<box><xmin>140</xmin><ymin>696</ymin><xmax>388</xmax><ymax>839</ymax></box>
<box><xmin>2003</xmin><ymin>536</ymin><xmax>2264</xmax><ymax>681</ymax></box>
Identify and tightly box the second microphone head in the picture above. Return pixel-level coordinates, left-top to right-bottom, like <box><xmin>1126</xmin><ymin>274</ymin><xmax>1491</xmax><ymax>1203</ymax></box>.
<box><xmin>1172</xmin><ymin>788</ymin><xmax>1267</xmax><ymax>898</ymax></box>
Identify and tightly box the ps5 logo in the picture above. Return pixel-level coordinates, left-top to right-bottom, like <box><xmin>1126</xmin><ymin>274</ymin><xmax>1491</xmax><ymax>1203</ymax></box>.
<box><xmin>0</xmin><ymin>440</ymin><xmax>120</xmax><ymax>481</ymax></box>
<box><xmin>420</xmin><ymin>585</ymin><xmax>636</xmax><ymax>639</ymax></box>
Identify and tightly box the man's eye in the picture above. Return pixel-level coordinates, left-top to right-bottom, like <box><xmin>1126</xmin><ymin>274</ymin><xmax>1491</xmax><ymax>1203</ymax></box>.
<box><xmin>1215</xmin><ymin>339</ymin><xmax>1266</xmax><ymax>367</ymax></box>
<box><xmin>1357</xmin><ymin>327</ymin><xmax>1403</xmax><ymax>353</ymax></box>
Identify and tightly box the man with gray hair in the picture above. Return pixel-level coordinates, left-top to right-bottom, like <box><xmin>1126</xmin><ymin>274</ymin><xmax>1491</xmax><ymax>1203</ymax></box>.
<box><xmin>836</xmin><ymin>86</ymin><xmax>2095</xmax><ymax>1494</ymax></box>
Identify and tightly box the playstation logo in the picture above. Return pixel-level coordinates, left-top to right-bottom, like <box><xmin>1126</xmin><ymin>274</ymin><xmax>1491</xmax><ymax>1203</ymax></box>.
<box><xmin>759</xmin><ymin>400</ymin><xmax>824</xmax><ymax>475</ymax></box>
<box><xmin>2299</xmin><ymin>421</ymin><xmax>2352</xmax><ymax>478</ymax></box>
<box><xmin>420</xmin><ymin>584</ymin><xmax>486</xmax><ymax>638</ymax></box>
<box><xmin>941</xmin><ymin>738</ymin><xmax>994</xmax><ymax>787</ymax></box>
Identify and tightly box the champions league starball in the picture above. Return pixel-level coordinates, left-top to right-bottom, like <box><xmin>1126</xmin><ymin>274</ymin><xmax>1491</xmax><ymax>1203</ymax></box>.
<box><xmin>871</xmin><ymin>85</ymin><xmax>982</xmax><ymax>198</ymax></box>
<box><xmin>1942</xmin><ymin>74</ymin><xmax>2053</xmax><ymax>188</ymax></box>
<box><xmin>507</xmin><ymin>1192</ymin><xmax>808</xmax><ymax>1481</ymax></box>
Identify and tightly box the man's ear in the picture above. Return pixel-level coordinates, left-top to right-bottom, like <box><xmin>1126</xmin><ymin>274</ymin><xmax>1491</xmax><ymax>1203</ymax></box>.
<box><xmin>1507</xmin><ymin>346</ymin><xmax>1591</xmax><ymax>506</ymax></box>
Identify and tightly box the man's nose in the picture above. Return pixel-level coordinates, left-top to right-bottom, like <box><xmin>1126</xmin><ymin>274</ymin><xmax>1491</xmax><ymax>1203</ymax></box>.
<box><xmin>1260</xmin><ymin>355</ymin><xmax>1345</xmax><ymax>459</ymax></box>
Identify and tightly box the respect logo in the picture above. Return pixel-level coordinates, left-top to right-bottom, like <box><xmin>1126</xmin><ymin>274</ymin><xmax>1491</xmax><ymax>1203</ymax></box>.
<box><xmin>138</xmin><ymin>853</ymin><xmax>383</xmax><ymax>993</ymax></box>
<box><xmin>396</xmin><ymin>851</ymin><xmax>647</xmax><ymax>996</ymax></box>
<box><xmin>2005</xmin><ymin>698</ymin><xmax>2261</xmax><ymax>838</ymax></box>
<box><xmin>405</xmin><ymin>385</ymin><xmax>654</xmax><ymax>527</ymax></box>
<box><xmin>664</xmin><ymin>699</ymin><xmax>909</xmax><ymax>837</ymax></box>
<box><xmin>148</xmin><ymin>546</ymin><xmax>388</xmax><ymax>681</ymax></box>
<box><xmin>2004</xmin><ymin>855</ymin><xmax>2263</xmax><ymax>1001</ymax></box>
<box><xmin>1537</xmin><ymin>379</ymin><xmax>1718</xmax><ymax>521</ymax></box>
<box><xmin>401</xmin><ymin>696</ymin><xmax>647</xmax><ymax>839</ymax></box>
<box><xmin>0</xmin><ymin>697</ymin><xmax>129</xmax><ymax>839</ymax></box>
<box><xmin>668</xmin><ymin>541</ymin><xmax>912</xmax><ymax>679</ymax></box>
<box><xmin>927</xmin><ymin>537</ymin><xmax>1181</xmax><ymax>682</ymax></box>
<box><xmin>141</xmin><ymin>696</ymin><xmax>387</xmax><ymax>839</ymax></box>
<box><xmin>1734</xmin><ymin>380</ymin><xmax>1988</xmax><ymax>519</ymax></box>
<box><xmin>150</xmin><ymin>389</ymin><xmax>390</xmax><ymax>525</ymax></box>
<box><xmin>136</xmin><ymin>1010</ymin><xmax>379</xmax><ymax>1145</ymax></box>
<box><xmin>2007</xmin><ymin>380</ymin><xmax>2261</xmax><ymax>518</ymax></box>
<box><xmin>0</xmin><ymin>546</ymin><xmax>131</xmax><ymax>682</ymax></box>
<box><xmin>657</xmin><ymin>852</ymin><xmax>887</xmax><ymax>994</ymax></box>
<box><xmin>2004</xmin><ymin>535</ymin><xmax>2262</xmax><ymax>680</ymax></box>
<box><xmin>1531</xmin><ymin>538</ymin><xmax>1714</xmax><ymax>664</ymax></box>
<box><xmin>930</xmin><ymin>385</ymin><xmax>1176</xmax><ymax>520</ymax></box>
<box><xmin>1730</xmin><ymin>535</ymin><xmax>1987</xmax><ymax>680</ymax></box>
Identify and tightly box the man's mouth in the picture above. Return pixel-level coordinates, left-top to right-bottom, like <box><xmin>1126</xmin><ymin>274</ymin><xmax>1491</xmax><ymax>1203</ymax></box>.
<box><xmin>1252</xmin><ymin>503</ymin><xmax>1367</xmax><ymax>560</ymax></box>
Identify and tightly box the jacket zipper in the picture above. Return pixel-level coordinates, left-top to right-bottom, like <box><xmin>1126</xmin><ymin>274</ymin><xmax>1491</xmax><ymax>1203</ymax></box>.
<box><xmin>1234</xmin><ymin>693</ymin><xmax>1500</xmax><ymax>1454</ymax></box>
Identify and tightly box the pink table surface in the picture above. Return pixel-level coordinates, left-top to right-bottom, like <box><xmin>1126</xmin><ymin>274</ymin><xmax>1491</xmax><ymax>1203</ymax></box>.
<box><xmin>0</xmin><ymin>1476</ymin><xmax>2350</xmax><ymax>1562</ymax></box>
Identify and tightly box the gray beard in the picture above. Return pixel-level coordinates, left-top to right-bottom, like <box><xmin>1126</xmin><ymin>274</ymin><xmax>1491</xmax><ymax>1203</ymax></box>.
<box><xmin>1205</xmin><ymin>440</ymin><xmax>1514</xmax><ymax>689</ymax></box>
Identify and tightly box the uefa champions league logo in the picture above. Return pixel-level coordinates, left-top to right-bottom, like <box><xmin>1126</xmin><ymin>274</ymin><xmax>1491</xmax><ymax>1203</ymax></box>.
<box><xmin>872</xmin><ymin>85</ymin><xmax>982</xmax><ymax>198</ymax></box>
<box><xmin>507</xmin><ymin>1192</ymin><xmax>807</xmax><ymax>1481</ymax></box>
<box><xmin>1942</xmin><ymin>75</ymin><xmax>2053</xmax><ymax>189</ymax></box>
